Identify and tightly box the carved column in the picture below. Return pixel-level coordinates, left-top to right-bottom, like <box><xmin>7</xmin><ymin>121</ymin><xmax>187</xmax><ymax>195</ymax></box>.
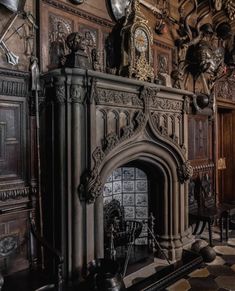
<box><xmin>53</xmin><ymin>80</ymin><xmax>68</xmax><ymax>275</ymax></box>
<box><xmin>69</xmin><ymin>80</ymin><xmax>86</xmax><ymax>278</ymax></box>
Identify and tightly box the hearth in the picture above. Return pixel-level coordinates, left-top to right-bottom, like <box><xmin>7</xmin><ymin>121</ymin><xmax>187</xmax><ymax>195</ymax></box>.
<box><xmin>41</xmin><ymin>69</ymin><xmax>195</xmax><ymax>282</ymax></box>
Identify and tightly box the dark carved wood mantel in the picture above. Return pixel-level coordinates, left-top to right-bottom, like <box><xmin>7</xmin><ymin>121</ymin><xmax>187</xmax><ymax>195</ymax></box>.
<box><xmin>41</xmin><ymin>68</ymin><xmax>194</xmax><ymax>280</ymax></box>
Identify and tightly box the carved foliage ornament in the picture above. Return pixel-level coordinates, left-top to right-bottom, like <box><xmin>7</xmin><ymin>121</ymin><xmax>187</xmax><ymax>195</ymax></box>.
<box><xmin>79</xmin><ymin>147</ymin><xmax>104</xmax><ymax>203</ymax></box>
<box><xmin>95</xmin><ymin>88</ymin><xmax>142</xmax><ymax>107</ymax></box>
<box><xmin>177</xmin><ymin>161</ymin><xmax>193</xmax><ymax>184</ymax></box>
<box><xmin>55</xmin><ymin>85</ymin><xmax>66</xmax><ymax>103</ymax></box>
<box><xmin>0</xmin><ymin>235</ymin><xmax>18</xmax><ymax>257</ymax></box>
<box><xmin>214</xmin><ymin>0</ymin><xmax>235</xmax><ymax>20</ymax></box>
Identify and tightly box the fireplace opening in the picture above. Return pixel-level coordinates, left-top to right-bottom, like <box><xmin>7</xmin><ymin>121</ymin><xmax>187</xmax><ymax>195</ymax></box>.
<box><xmin>102</xmin><ymin>162</ymin><xmax>166</xmax><ymax>277</ymax></box>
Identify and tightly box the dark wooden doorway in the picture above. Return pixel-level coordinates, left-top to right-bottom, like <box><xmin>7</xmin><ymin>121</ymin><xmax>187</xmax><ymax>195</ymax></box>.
<box><xmin>217</xmin><ymin>107</ymin><xmax>235</xmax><ymax>204</ymax></box>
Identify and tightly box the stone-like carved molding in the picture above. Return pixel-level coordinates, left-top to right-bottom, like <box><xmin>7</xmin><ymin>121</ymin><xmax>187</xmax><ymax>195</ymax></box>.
<box><xmin>214</xmin><ymin>71</ymin><xmax>235</xmax><ymax>102</ymax></box>
<box><xmin>55</xmin><ymin>85</ymin><xmax>66</xmax><ymax>103</ymax></box>
<box><xmin>0</xmin><ymin>186</ymin><xmax>36</xmax><ymax>202</ymax></box>
<box><xmin>149</xmin><ymin>97</ymin><xmax>182</xmax><ymax>112</ymax></box>
<box><xmin>42</xmin><ymin>0</ymin><xmax>113</xmax><ymax>28</ymax></box>
<box><xmin>191</xmin><ymin>162</ymin><xmax>214</xmax><ymax>173</ymax></box>
<box><xmin>79</xmin><ymin>146</ymin><xmax>104</xmax><ymax>203</ymax></box>
<box><xmin>0</xmin><ymin>78</ymin><xmax>28</xmax><ymax>97</ymax></box>
<box><xmin>177</xmin><ymin>161</ymin><xmax>193</xmax><ymax>183</ymax></box>
<box><xmin>70</xmin><ymin>84</ymin><xmax>85</xmax><ymax>103</ymax></box>
<box><xmin>95</xmin><ymin>87</ymin><xmax>142</xmax><ymax>107</ymax></box>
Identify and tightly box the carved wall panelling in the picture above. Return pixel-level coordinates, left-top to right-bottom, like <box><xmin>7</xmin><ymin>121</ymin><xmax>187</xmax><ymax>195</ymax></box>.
<box><xmin>188</xmin><ymin>115</ymin><xmax>212</xmax><ymax>161</ymax></box>
<box><xmin>214</xmin><ymin>70</ymin><xmax>235</xmax><ymax>103</ymax></box>
<box><xmin>41</xmin><ymin>0</ymin><xmax>114</xmax><ymax>25</ymax></box>
<box><xmin>48</xmin><ymin>13</ymin><xmax>73</xmax><ymax>69</ymax></box>
<box><xmin>41</xmin><ymin>1</ymin><xmax>113</xmax><ymax>72</ymax></box>
<box><xmin>189</xmin><ymin>164</ymin><xmax>215</xmax><ymax>211</ymax></box>
<box><xmin>78</xmin><ymin>24</ymin><xmax>101</xmax><ymax>70</ymax></box>
<box><xmin>153</xmin><ymin>40</ymin><xmax>173</xmax><ymax>86</ymax></box>
<box><xmin>0</xmin><ymin>210</ymin><xmax>30</xmax><ymax>274</ymax></box>
<box><xmin>217</xmin><ymin>107</ymin><xmax>235</xmax><ymax>203</ymax></box>
<box><xmin>0</xmin><ymin>95</ymin><xmax>27</xmax><ymax>186</ymax></box>
<box><xmin>0</xmin><ymin>68</ymin><xmax>36</xmax><ymax>275</ymax></box>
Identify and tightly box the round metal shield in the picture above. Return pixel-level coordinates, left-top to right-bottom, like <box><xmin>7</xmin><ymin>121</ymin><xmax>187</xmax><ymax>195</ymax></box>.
<box><xmin>0</xmin><ymin>0</ymin><xmax>19</xmax><ymax>12</ymax></box>
<box><xmin>109</xmin><ymin>0</ymin><xmax>131</xmax><ymax>22</ymax></box>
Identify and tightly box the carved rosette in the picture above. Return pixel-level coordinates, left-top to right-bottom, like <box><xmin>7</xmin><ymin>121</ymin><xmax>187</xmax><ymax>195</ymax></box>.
<box><xmin>177</xmin><ymin>161</ymin><xmax>193</xmax><ymax>183</ymax></box>
<box><xmin>0</xmin><ymin>235</ymin><xmax>18</xmax><ymax>257</ymax></box>
<box><xmin>55</xmin><ymin>85</ymin><xmax>66</xmax><ymax>103</ymax></box>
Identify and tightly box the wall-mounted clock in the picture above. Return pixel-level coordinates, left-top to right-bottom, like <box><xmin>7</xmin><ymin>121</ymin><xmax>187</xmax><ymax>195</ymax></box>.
<box><xmin>119</xmin><ymin>0</ymin><xmax>154</xmax><ymax>82</ymax></box>
<box><xmin>134</xmin><ymin>28</ymin><xmax>148</xmax><ymax>52</ymax></box>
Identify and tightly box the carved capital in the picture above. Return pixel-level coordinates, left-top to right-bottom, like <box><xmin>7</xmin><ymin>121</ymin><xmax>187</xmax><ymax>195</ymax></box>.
<box><xmin>70</xmin><ymin>84</ymin><xmax>85</xmax><ymax>103</ymax></box>
<box><xmin>177</xmin><ymin>161</ymin><xmax>193</xmax><ymax>183</ymax></box>
<box><xmin>55</xmin><ymin>85</ymin><xmax>66</xmax><ymax>103</ymax></box>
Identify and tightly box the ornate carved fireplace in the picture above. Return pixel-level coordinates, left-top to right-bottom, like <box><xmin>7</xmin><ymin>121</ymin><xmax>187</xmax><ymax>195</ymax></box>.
<box><xmin>41</xmin><ymin>68</ymin><xmax>194</xmax><ymax>280</ymax></box>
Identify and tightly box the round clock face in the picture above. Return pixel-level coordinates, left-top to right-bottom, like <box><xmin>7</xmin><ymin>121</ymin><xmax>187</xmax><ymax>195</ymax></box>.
<box><xmin>134</xmin><ymin>28</ymin><xmax>148</xmax><ymax>53</ymax></box>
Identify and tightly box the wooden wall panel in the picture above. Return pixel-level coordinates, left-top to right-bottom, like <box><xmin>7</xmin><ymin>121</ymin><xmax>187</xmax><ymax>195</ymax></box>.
<box><xmin>0</xmin><ymin>69</ymin><xmax>34</xmax><ymax>275</ymax></box>
<box><xmin>188</xmin><ymin>115</ymin><xmax>212</xmax><ymax>162</ymax></box>
<box><xmin>0</xmin><ymin>98</ymin><xmax>25</xmax><ymax>184</ymax></box>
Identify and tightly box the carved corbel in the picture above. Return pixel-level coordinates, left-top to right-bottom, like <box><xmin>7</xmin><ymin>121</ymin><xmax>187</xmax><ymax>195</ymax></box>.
<box><xmin>79</xmin><ymin>146</ymin><xmax>105</xmax><ymax>203</ymax></box>
<box><xmin>177</xmin><ymin>160</ymin><xmax>193</xmax><ymax>183</ymax></box>
<box><xmin>78</xmin><ymin>169</ymin><xmax>103</xmax><ymax>203</ymax></box>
